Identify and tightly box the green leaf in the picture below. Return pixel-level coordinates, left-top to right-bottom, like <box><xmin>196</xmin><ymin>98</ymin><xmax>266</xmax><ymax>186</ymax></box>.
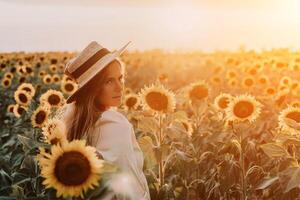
<box><xmin>255</xmin><ymin>176</ymin><xmax>279</xmax><ymax>190</ymax></box>
<box><xmin>260</xmin><ymin>143</ymin><xmax>289</xmax><ymax>158</ymax></box>
<box><xmin>281</xmin><ymin>167</ymin><xmax>300</xmax><ymax>193</ymax></box>
<box><xmin>17</xmin><ymin>134</ymin><xmax>36</xmax><ymax>152</ymax></box>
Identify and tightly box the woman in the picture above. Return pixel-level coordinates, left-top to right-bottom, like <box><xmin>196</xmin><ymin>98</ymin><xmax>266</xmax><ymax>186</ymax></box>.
<box><xmin>57</xmin><ymin>41</ymin><xmax>151</xmax><ymax>200</ymax></box>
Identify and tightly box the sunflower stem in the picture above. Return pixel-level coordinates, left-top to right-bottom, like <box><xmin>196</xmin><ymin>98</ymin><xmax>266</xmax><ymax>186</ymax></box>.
<box><xmin>239</xmin><ymin>127</ymin><xmax>247</xmax><ymax>200</ymax></box>
<box><xmin>158</xmin><ymin>114</ymin><xmax>164</xmax><ymax>190</ymax></box>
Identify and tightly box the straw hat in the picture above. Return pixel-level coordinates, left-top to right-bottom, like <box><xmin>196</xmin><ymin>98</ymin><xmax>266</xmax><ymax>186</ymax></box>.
<box><xmin>64</xmin><ymin>41</ymin><xmax>131</xmax><ymax>103</ymax></box>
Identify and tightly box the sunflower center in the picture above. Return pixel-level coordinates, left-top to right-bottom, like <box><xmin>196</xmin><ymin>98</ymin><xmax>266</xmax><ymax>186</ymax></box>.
<box><xmin>48</xmin><ymin>94</ymin><xmax>60</xmax><ymax>105</ymax></box>
<box><xmin>22</xmin><ymin>87</ymin><xmax>31</xmax><ymax>92</ymax></box>
<box><xmin>55</xmin><ymin>151</ymin><xmax>91</xmax><ymax>186</ymax></box>
<box><xmin>36</xmin><ymin>111</ymin><xmax>46</xmax><ymax>125</ymax></box>
<box><xmin>126</xmin><ymin>97</ymin><xmax>137</xmax><ymax>108</ymax></box>
<box><xmin>4</xmin><ymin>80</ymin><xmax>9</xmax><ymax>86</ymax></box>
<box><xmin>18</xmin><ymin>107</ymin><xmax>25</xmax><ymax>115</ymax></box>
<box><xmin>286</xmin><ymin>111</ymin><xmax>300</xmax><ymax>123</ymax></box>
<box><xmin>189</xmin><ymin>85</ymin><xmax>208</xmax><ymax>100</ymax></box>
<box><xmin>19</xmin><ymin>93</ymin><xmax>28</xmax><ymax>103</ymax></box>
<box><xmin>233</xmin><ymin>101</ymin><xmax>254</xmax><ymax>119</ymax></box>
<box><xmin>146</xmin><ymin>91</ymin><xmax>168</xmax><ymax>111</ymax></box>
<box><xmin>50</xmin><ymin>138</ymin><xmax>60</xmax><ymax>145</ymax></box>
<box><xmin>65</xmin><ymin>83</ymin><xmax>74</xmax><ymax>92</ymax></box>
<box><xmin>218</xmin><ymin>97</ymin><xmax>229</xmax><ymax>109</ymax></box>
<box><xmin>244</xmin><ymin>78</ymin><xmax>254</xmax><ymax>87</ymax></box>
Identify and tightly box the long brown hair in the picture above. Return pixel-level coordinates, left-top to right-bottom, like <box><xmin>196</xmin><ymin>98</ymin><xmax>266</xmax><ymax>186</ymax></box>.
<box><xmin>66</xmin><ymin>59</ymin><xmax>124</xmax><ymax>145</ymax></box>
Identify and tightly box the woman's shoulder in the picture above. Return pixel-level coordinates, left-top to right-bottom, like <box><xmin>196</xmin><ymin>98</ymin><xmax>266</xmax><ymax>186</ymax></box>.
<box><xmin>97</xmin><ymin>108</ymin><xmax>131</xmax><ymax>127</ymax></box>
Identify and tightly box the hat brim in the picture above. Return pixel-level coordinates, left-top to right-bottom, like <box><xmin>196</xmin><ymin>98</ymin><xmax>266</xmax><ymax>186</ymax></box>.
<box><xmin>66</xmin><ymin>41</ymin><xmax>131</xmax><ymax>104</ymax></box>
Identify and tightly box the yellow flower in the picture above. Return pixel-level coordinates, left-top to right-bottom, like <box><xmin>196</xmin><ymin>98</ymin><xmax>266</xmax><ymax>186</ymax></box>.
<box><xmin>14</xmin><ymin>89</ymin><xmax>32</xmax><ymax>107</ymax></box>
<box><xmin>225</xmin><ymin>94</ymin><xmax>262</xmax><ymax>123</ymax></box>
<box><xmin>4</xmin><ymin>72</ymin><xmax>13</xmax><ymax>79</ymax></box>
<box><xmin>1</xmin><ymin>78</ymin><xmax>12</xmax><ymax>88</ymax></box>
<box><xmin>49</xmin><ymin>64</ymin><xmax>58</xmax><ymax>73</ymax></box>
<box><xmin>264</xmin><ymin>87</ymin><xmax>276</xmax><ymax>96</ymax></box>
<box><xmin>43</xmin><ymin>74</ymin><xmax>53</xmax><ymax>84</ymax></box>
<box><xmin>7</xmin><ymin>104</ymin><xmax>15</xmax><ymax>114</ymax></box>
<box><xmin>40</xmin><ymin>89</ymin><xmax>65</xmax><ymax>108</ymax></box>
<box><xmin>278</xmin><ymin>106</ymin><xmax>300</xmax><ymax>135</ymax></box>
<box><xmin>279</xmin><ymin>76</ymin><xmax>292</xmax><ymax>87</ymax></box>
<box><xmin>61</xmin><ymin>80</ymin><xmax>78</xmax><ymax>95</ymax></box>
<box><xmin>52</xmin><ymin>74</ymin><xmax>61</xmax><ymax>84</ymax></box>
<box><xmin>186</xmin><ymin>80</ymin><xmax>210</xmax><ymax>104</ymax></box>
<box><xmin>13</xmin><ymin>104</ymin><xmax>28</xmax><ymax>118</ymax></box>
<box><xmin>242</xmin><ymin>76</ymin><xmax>255</xmax><ymax>89</ymax></box>
<box><xmin>38</xmin><ymin>70</ymin><xmax>46</xmax><ymax>78</ymax></box>
<box><xmin>17</xmin><ymin>83</ymin><xmax>35</xmax><ymax>97</ymax></box>
<box><xmin>257</xmin><ymin>75</ymin><xmax>269</xmax><ymax>85</ymax></box>
<box><xmin>139</xmin><ymin>83</ymin><xmax>176</xmax><ymax>113</ymax></box>
<box><xmin>31</xmin><ymin>106</ymin><xmax>51</xmax><ymax>128</ymax></box>
<box><xmin>227</xmin><ymin>78</ymin><xmax>238</xmax><ymax>88</ymax></box>
<box><xmin>123</xmin><ymin>93</ymin><xmax>140</xmax><ymax>111</ymax></box>
<box><xmin>214</xmin><ymin>93</ymin><xmax>233</xmax><ymax>110</ymax></box>
<box><xmin>42</xmin><ymin>118</ymin><xmax>67</xmax><ymax>146</ymax></box>
<box><xmin>37</xmin><ymin>140</ymin><xmax>104</xmax><ymax>198</ymax></box>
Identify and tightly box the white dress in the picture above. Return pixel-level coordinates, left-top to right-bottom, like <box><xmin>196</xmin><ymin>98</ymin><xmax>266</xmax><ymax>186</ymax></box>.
<box><xmin>56</xmin><ymin>103</ymin><xmax>151</xmax><ymax>200</ymax></box>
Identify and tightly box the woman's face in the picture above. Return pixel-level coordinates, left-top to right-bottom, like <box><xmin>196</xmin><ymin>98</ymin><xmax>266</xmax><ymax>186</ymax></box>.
<box><xmin>95</xmin><ymin>60</ymin><xmax>124</xmax><ymax>110</ymax></box>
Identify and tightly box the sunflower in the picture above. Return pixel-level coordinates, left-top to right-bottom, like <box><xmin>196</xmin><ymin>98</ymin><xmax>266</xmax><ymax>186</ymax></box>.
<box><xmin>36</xmin><ymin>140</ymin><xmax>104</xmax><ymax>198</ymax></box>
<box><xmin>43</xmin><ymin>74</ymin><xmax>53</xmax><ymax>84</ymax></box>
<box><xmin>52</xmin><ymin>74</ymin><xmax>61</xmax><ymax>84</ymax></box>
<box><xmin>7</xmin><ymin>104</ymin><xmax>15</xmax><ymax>114</ymax></box>
<box><xmin>38</xmin><ymin>70</ymin><xmax>46</xmax><ymax>78</ymax></box>
<box><xmin>61</xmin><ymin>80</ymin><xmax>78</xmax><ymax>95</ymax></box>
<box><xmin>14</xmin><ymin>89</ymin><xmax>32</xmax><ymax>106</ymax></box>
<box><xmin>278</xmin><ymin>106</ymin><xmax>300</xmax><ymax>135</ymax></box>
<box><xmin>139</xmin><ymin>83</ymin><xmax>176</xmax><ymax>113</ymax></box>
<box><xmin>242</xmin><ymin>76</ymin><xmax>255</xmax><ymax>88</ymax></box>
<box><xmin>42</xmin><ymin>118</ymin><xmax>67</xmax><ymax>145</ymax></box>
<box><xmin>279</xmin><ymin>76</ymin><xmax>292</xmax><ymax>87</ymax></box>
<box><xmin>265</xmin><ymin>87</ymin><xmax>276</xmax><ymax>96</ymax></box>
<box><xmin>49</xmin><ymin>64</ymin><xmax>58</xmax><ymax>73</ymax></box>
<box><xmin>210</xmin><ymin>75</ymin><xmax>222</xmax><ymax>86</ymax></box>
<box><xmin>214</xmin><ymin>93</ymin><xmax>233</xmax><ymax>110</ymax></box>
<box><xmin>225</xmin><ymin>94</ymin><xmax>262</xmax><ymax>123</ymax></box>
<box><xmin>13</xmin><ymin>104</ymin><xmax>28</xmax><ymax>118</ymax></box>
<box><xmin>62</xmin><ymin>74</ymin><xmax>74</xmax><ymax>83</ymax></box>
<box><xmin>1</xmin><ymin>78</ymin><xmax>11</xmax><ymax>88</ymax></box>
<box><xmin>228</xmin><ymin>78</ymin><xmax>238</xmax><ymax>88</ymax></box>
<box><xmin>123</xmin><ymin>93</ymin><xmax>140</xmax><ymax>111</ymax></box>
<box><xmin>4</xmin><ymin>72</ymin><xmax>13</xmax><ymax>79</ymax></box>
<box><xmin>124</xmin><ymin>87</ymin><xmax>133</xmax><ymax>95</ymax></box>
<box><xmin>40</xmin><ymin>89</ymin><xmax>65</xmax><ymax>108</ymax></box>
<box><xmin>19</xmin><ymin>76</ymin><xmax>27</xmax><ymax>84</ymax></box>
<box><xmin>31</xmin><ymin>106</ymin><xmax>51</xmax><ymax>128</ymax></box>
<box><xmin>226</xmin><ymin>70</ymin><xmax>237</xmax><ymax>80</ymax></box>
<box><xmin>257</xmin><ymin>75</ymin><xmax>269</xmax><ymax>85</ymax></box>
<box><xmin>22</xmin><ymin>65</ymin><xmax>33</xmax><ymax>75</ymax></box>
<box><xmin>17</xmin><ymin>83</ymin><xmax>35</xmax><ymax>97</ymax></box>
<box><xmin>186</xmin><ymin>80</ymin><xmax>210</xmax><ymax>104</ymax></box>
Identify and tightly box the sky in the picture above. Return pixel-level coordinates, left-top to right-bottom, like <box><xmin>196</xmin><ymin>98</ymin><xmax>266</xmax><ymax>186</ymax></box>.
<box><xmin>1</xmin><ymin>0</ymin><xmax>300</xmax><ymax>52</ymax></box>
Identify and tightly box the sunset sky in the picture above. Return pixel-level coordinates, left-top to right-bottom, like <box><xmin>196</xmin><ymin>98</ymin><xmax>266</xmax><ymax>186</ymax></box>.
<box><xmin>1</xmin><ymin>0</ymin><xmax>300</xmax><ymax>52</ymax></box>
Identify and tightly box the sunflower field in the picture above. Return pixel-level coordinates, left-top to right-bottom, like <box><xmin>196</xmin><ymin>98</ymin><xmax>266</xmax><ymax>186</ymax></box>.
<box><xmin>1</xmin><ymin>49</ymin><xmax>300</xmax><ymax>200</ymax></box>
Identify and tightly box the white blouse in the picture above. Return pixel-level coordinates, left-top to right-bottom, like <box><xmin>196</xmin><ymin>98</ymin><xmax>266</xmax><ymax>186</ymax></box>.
<box><xmin>57</xmin><ymin>103</ymin><xmax>151</xmax><ymax>200</ymax></box>
<box><xmin>93</xmin><ymin>109</ymin><xmax>151</xmax><ymax>200</ymax></box>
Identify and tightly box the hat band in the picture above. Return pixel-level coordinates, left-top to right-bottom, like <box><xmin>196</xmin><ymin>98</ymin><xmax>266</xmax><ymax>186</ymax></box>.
<box><xmin>72</xmin><ymin>48</ymin><xmax>110</xmax><ymax>79</ymax></box>
<box><xmin>76</xmin><ymin>52</ymin><xmax>115</xmax><ymax>88</ymax></box>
